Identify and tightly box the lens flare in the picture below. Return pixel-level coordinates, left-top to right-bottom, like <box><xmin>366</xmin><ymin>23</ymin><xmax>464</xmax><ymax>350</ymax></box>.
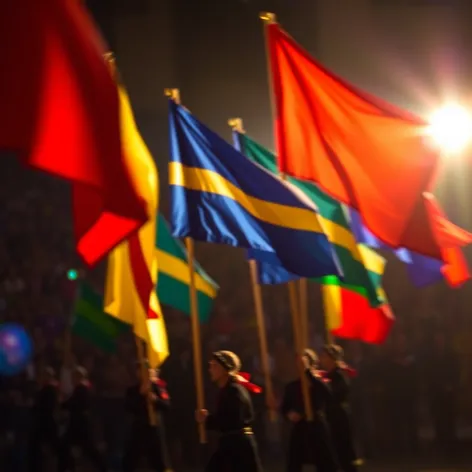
<box><xmin>427</xmin><ymin>104</ymin><xmax>472</xmax><ymax>154</ymax></box>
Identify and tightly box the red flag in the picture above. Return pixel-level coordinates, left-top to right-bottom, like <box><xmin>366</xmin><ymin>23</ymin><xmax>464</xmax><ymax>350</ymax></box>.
<box><xmin>330</xmin><ymin>289</ymin><xmax>395</xmax><ymax>345</ymax></box>
<box><xmin>323</xmin><ymin>282</ymin><xmax>395</xmax><ymax>345</ymax></box>
<box><xmin>267</xmin><ymin>23</ymin><xmax>472</xmax><ymax>261</ymax></box>
<box><xmin>402</xmin><ymin>194</ymin><xmax>470</xmax><ymax>286</ymax></box>
<box><xmin>234</xmin><ymin>373</ymin><xmax>262</xmax><ymax>394</ymax></box>
<box><xmin>0</xmin><ymin>0</ymin><xmax>147</xmax><ymax>266</ymax></box>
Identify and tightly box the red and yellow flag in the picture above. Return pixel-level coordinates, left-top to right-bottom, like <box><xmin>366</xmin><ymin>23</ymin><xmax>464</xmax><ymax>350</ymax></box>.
<box><xmin>104</xmin><ymin>84</ymin><xmax>168</xmax><ymax>368</ymax></box>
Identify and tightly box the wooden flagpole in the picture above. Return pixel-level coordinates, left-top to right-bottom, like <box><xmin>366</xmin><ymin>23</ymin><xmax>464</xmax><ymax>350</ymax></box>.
<box><xmin>229</xmin><ymin>117</ymin><xmax>277</xmax><ymax>422</ymax></box>
<box><xmin>259</xmin><ymin>12</ymin><xmax>313</xmax><ymax>421</ymax></box>
<box><xmin>135</xmin><ymin>336</ymin><xmax>157</xmax><ymax>426</ymax></box>
<box><xmin>298</xmin><ymin>278</ymin><xmax>309</xmax><ymax>348</ymax></box>
<box><xmin>287</xmin><ymin>281</ymin><xmax>313</xmax><ymax>421</ymax></box>
<box><xmin>165</xmin><ymin>88</ymin><xmax>206</xmax><ymax>444</ymax></box>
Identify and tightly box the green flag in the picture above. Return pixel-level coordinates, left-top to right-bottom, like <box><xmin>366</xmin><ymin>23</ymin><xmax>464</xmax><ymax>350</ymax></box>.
<box><xmin>156</xmin><ymin>213</ymin><xmax>218</xmax><ymax>322</ymax></box>
<box><xmin>237</xmin><ymin>133</ymin><xmax>382</xmax><ymax>307</ymax></box>
<box><xmin>72</xmin><ymin>283</ymin><xmax>130</xmax><ymax>353</ymax></box>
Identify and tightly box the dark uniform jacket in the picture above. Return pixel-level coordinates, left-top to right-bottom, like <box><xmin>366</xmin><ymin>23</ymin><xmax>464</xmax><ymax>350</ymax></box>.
<box><xmin>32</xmin><ymin>381</ymin><xmax>59</xmax><ymax>429</ymax></box>
<box><xmin>63</xmin><ymin>382</ymin><xmax>93</xmax><ymax>436</ymax></box>
<box><xmin>281</xmin><ymin>371</ymin><xmax>338</xmax><ymax>471</ymax></box>
<box><xmin>122</xmin><ymin>379</ymin><xmax>171</xmax><ymax>472</ymax></box>
<box><xmin>325</xmin><ymin>368</ymin><xmax>358</xmax><ymax>471</ymax></box>
<box><xmin>125</xmin><ymin>380</ymin><xmax>170</xmax><ymax>426</ymax></box>
<box><xmin>205</xmin><ymin>377</ymin><xmax>263</xmax><ymax>472</ymax></box>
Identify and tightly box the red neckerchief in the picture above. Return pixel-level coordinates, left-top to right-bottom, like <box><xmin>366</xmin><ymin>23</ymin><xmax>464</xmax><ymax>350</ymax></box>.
<box><xmin>152</xmin><ymin>378</ymin><xmax>170</xmax><ymax>399</ymax></box>
<box><xmin>319</xmin><ymin>364</ymin><xmax>357</xmax><ymax>381</ymax></box>
<box><xmin>339</xmin><ymin>363</ymin><xmax>358</xmax><ymax>378</ymax></box>
<box><xmin>79</xmin><ymin>379</ymin><xmax>91</xmax><ymax>389</ymax></box>
<box><xmin>154</xmin><ymin>378</ymin><xmax>167</xmax><ymax>388</ymax></box>
<box><xmin>234</xmin><ymin>372</ymin><xmax>262</xmax><ymax>394</ymax></box>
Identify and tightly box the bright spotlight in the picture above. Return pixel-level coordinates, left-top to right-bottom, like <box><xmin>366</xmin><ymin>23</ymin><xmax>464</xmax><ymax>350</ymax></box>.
<box><xmin>427</xmin><ymin>104</ymin><xmax>472</xmax><ymax>154</ymax></box>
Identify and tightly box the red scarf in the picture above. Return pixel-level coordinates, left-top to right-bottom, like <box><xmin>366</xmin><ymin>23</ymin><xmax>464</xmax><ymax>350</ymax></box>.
<box><xmin>234</xmin><ymin>372</ymin><xmax>262</xmax><ymax>394</ymax></box>
<box><xmin>79</xmin><ymin>379</ymin><xmax>92</xmax><ymax>389</ymax></box>
<box><xmin>154</xmin><ymin>378</ymin><xmax>167</xmax><ymax>388</ymax></box>
<box><xmin>319</xmin><ymin>364</ymin><xmax>358</xmax><ymax>381</ymax></box>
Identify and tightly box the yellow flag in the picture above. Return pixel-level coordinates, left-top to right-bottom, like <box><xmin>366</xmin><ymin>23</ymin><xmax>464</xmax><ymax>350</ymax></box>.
<box><xmin>104</xmin><ymin>85</ymin><xmax>168</xmax><ymax>367</ymax></box>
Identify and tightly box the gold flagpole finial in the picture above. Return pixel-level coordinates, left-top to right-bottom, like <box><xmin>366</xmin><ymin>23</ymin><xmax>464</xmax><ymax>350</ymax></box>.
<box><xmin>103</xmin><ymin>51</ymin><xmax>115</xmax><ymax>63</ymax></box>
<box><xmin>228</xmin><ymin>118</ymin><xmax>245</xmax><ymax>133</ymax></box>
<box><xmin>164</xmin><ymin>88</ymin><xmax>181</xmax><ymax>104</ymax></box>
<box><xmin>103</xmin><ymin>52</ymin><xmax>116</xmax><ymax>78</ymax></box>
<box><xmin>259</xmin><ymin>12</ymin><xmax>276</xmax><ymax>23</ymax></box>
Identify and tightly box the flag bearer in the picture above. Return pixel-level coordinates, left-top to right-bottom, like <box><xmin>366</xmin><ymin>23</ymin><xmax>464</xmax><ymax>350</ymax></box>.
<box><xmin>122</xmin><ymin>362</ymin><xmax>172</xmax><ymax>472</ymax></box>
<box><xmin>281</xmin><ymin>349</ymin><xmax>339</xmax><ymax>472</ymax></box>
<box><xmin>57</xmin><ymin>366</ymin><xmax>107</xmax><ymax>472</ymax></box>
<box><xmin>319</xmin><ymin>345</ymin><xmax>359</xmax><ymax>472</ymax></box>
<box><xmin>28</xmin><ymin>367</ymin><xmax>60</xmax><ymax>472</ymax></box>
<box><xmin>195</xmin><ymin>350</ymin><xmax>264</xmax><ymax>472</ymax></box>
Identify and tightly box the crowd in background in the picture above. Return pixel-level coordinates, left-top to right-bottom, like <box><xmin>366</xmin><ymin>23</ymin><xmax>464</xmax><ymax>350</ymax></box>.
<box><xmin>2</xmin><ymin>157</ymin><xmax>472</xmax><ymax>470</ymax></box>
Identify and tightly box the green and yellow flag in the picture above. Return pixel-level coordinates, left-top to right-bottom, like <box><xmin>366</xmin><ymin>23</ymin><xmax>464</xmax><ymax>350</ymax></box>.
<box><xmin>156</xmin><ymin>213</ymin><xmax>218</xmax><ymax>322</ymax></box>
<box><xmin>73</xmin><ymin>283</ymin><xmax>130</xmax><ymax>353</ymax></box>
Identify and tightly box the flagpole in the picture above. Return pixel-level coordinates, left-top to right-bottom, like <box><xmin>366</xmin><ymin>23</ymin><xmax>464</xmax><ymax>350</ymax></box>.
<box><xmin>165</xmin><ymin>88</ymin><xmax>207</xmax><ymax>444</ymax></box>
<box><xmin>326</xmin><ymin>315</ymin><xmax>334</xmax><ymax>344</ymax></box>
<box><xmin>298</xmin><ymin>278</ymin><xmax>309</xmax><ymax>347</ymax></box>
<box><xmin>135</xmin><ymin>336</ymin><xmax>157</xmax><ymax>426</ymax></box>
<box><xmin>229</xmin><ymin>117</ymin><xmax>277</xmax><ymax>422</ymax></box>
<box><xmin>287</xmin><ymin>281</ymin><xmax>314</xmax><ymax>421</ymax></box>
<box><xmin>260</xmin><ymin>12</ymin><xmax>313</xmax><ymax>421</ymax></box>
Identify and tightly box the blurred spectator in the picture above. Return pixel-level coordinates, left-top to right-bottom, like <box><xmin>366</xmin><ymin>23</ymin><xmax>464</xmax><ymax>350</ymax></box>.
<box><xmin>425</xmin><ymin>331</ymin><xmax>460</xmax><ymax>450</ymax></box>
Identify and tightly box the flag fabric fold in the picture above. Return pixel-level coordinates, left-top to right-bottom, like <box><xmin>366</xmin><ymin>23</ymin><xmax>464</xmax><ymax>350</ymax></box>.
<box><xmin>104</xmin><ymin>85</ymin><xmax>168</xmax><ymax>368</ymax></box>
<box><xmin>266</xmin><ymin>22</ymin><xmax>472</xmax><ymax>268</ymax></box>
<box><xmin>235</xmin><ymin>132</ymin><xmax>381</xmax><ymax>307</ymax></box>
<box><xmin>72</xmin><ymin>283</ymin><xmax>130</xmax><ymax>353</ymax></box>
<box><xmin>323</xmin><ymin>247</ymin><xmax>395</xmax><ymax>344</ymax></box>
<box><xmin>1</xmin><ymin>0</ymin><xmax>148</xmax><ymax>266</ymax></box>
<box><xmin>168</xmin><ymin>100</ymin><xmax>342</xmax><ymax>280</ymax></box>
<box><xmin>349</xmin><ymin>207</ymin><xmax>469</xmax><ymax>287</ymax></box>
<box><xmin>156</xmin><ymin>213</ymin><xmax>218</xmax><ymax>322</ymax></box>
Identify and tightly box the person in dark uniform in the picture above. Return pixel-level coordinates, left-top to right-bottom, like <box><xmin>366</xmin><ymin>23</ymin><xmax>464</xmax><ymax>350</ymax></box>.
<box><xmin>28</xmin><ymin>367</ymin><xmax>60</xmax><ymax>472</ymax></box>
<box><xmin>122</xmin><ymin>363</ymin><xmax>172</xmax><ymax>472</ymax></box>
<box><xmin>319</xmin><ymin>345</ymin><xmax>358</xmax><ymax>472</ymax></box>
<box><xmin>195</xmin><ymin>350</ymin><xmax>264</xmax><ymax>472</ymax></box>
<box><xmin>57</xmin><ymin>366</ymin><xmax>107</xmax><ymax>472</ymax></box>
<box><xmin>281</xmin><ymin>349</ymin><xmax>338</xmax><ymax>472</ymax></box>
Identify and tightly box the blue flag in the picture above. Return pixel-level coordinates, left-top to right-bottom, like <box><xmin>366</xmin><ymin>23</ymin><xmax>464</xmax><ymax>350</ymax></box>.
<box><xmin>248</xmin><ymin>249</ymin><xmax>299</xmax><ymax>284</ymax></box>
<box><xmin>168</xmin><ymin>100</ymin><xmax>342</xmax><ymax>280</ymax></box>
<box><xmin>349</xmin><ymin>209</ymin><xmax>444</xmax><ymax>287</ymax></box>
<box><xmin>231</xmin><ymin>130</ymin><xmax>298</xmax><ymax>284</ymax></box>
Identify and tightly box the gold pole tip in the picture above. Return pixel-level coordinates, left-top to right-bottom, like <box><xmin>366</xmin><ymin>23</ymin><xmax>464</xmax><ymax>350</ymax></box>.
<box><xmin>103</xmin><ymin>51</ymin><xmax>115</xmax><ymax>62</ymax></box>
<box><xmin>104</xmin><ymin>52</ymin><xmax>117</xmax><ymax>78</ymax></box>
<box><xmin>164</xmin><ymin>88</ymin><xmax>178</xmax><ymax>98</ymax></box>
<box><xmin>259</xmin><ymin>12</ymin><xmax>276</xmax><ymax>23</ymax></box>
<box><xmin>164</xmin><ymin>88</ymin><xmax>181</xmax><ymax>104</ymax></box>
<box><xmin>228</xmin><ymin>118</ymin><xmax>245</xmax><ymax>133</ymax></box>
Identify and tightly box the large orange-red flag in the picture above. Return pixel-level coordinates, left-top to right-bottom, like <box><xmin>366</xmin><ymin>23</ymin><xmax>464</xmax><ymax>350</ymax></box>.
<box><xmin>267</xmin><ymin>23</ymin><xmax>472</xmax><ymax>268</ymax></box>
<box><xmin>0</xmin><ymin>0</ymin><xmax>147</xmax><ymax>266</ymax></box>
